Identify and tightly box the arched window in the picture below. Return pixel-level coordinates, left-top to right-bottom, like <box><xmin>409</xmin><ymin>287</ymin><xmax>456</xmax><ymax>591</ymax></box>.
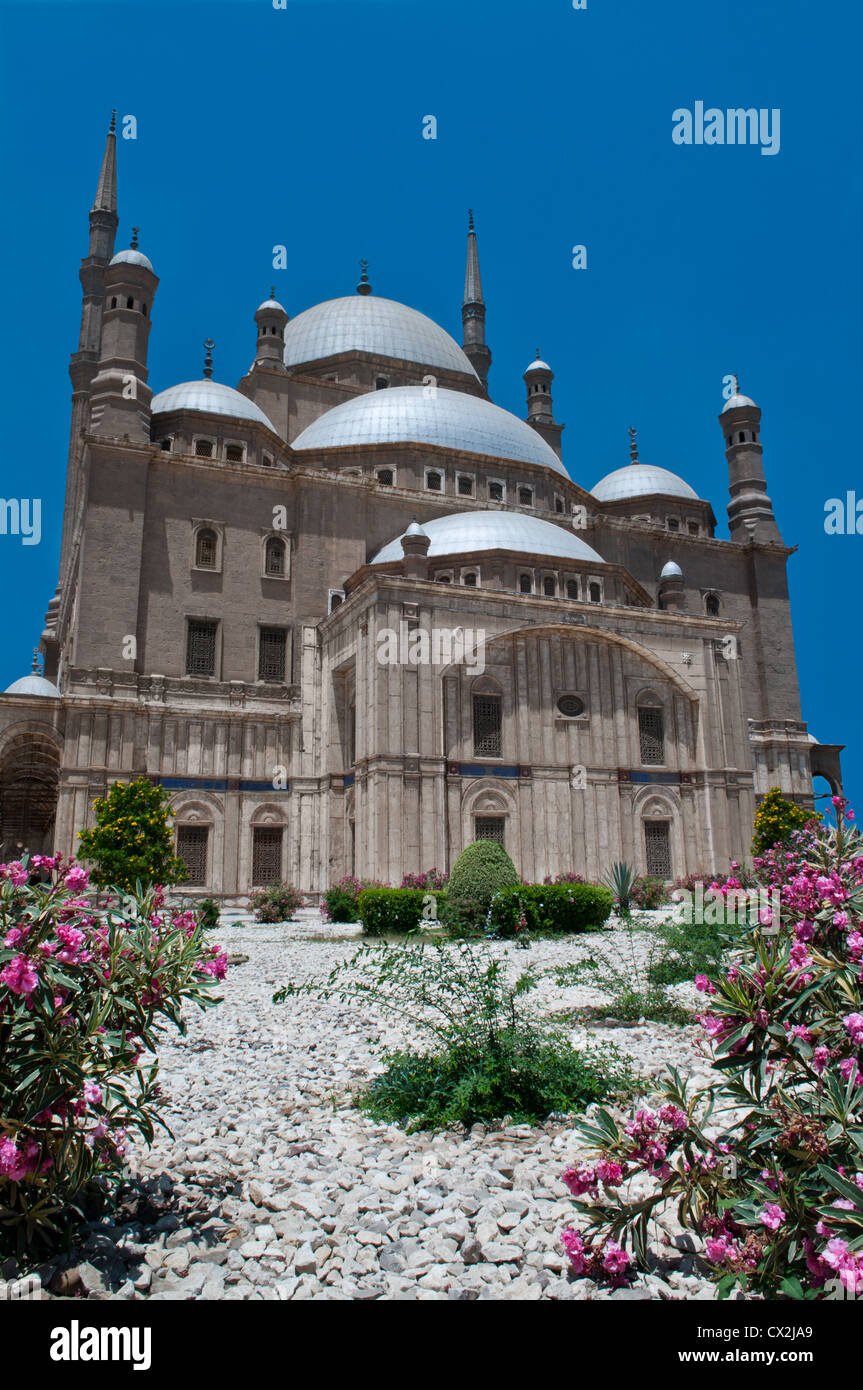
<box><xmin>329</xmin><ymin>591</ymin><xmax>344</xmax><ymax>611</ymax></box>
<box><xmin>458</xmin><ymin>475</ymin><xmax>474</xmax><ymax>496</ymax></box>
<box><xmin>543</xmin><ymin>576</ymin><xmax>556</xmax><ymax>597</ymax></box>
<box><xmin>225</xmin><ymin>444</ymin><xmax>244</xmax><ymax>463</ymax></box>
<box><xmin>519</xmin><ymin>573</ymin><xmax>532</xmax><ymax>594</ymax></box>
<box><xmin>519</xmin><ymin>487</ymin><xmax>533</xmax><ymax>507</ymax></box>
<box><xmin>566</xmin><ymin>579</ymin><xmax>579</xmax><ymax>600</ymax></box>
<box><xmin>436</xmin><ymin>573</ymin><xmax>452</xmax><ymax>583</ymax></box>
<box><xmin>111</xmin><ymin>296</ymin><xmax>117</xmax><ymax>309</ymax></box>
<box><xmin>555</xmin><ymin>496</ymin><xmax>564</xmax><ymax>513</ymax></box>
<box><xmin>376</xmin><ymin>469</ymin><xmax>394</xmax><ymax>486</ymax></box>
<box><xmin>738</xmin><ymin>432</ymin><xmax>746</xmax><ymax>444</ymax></box>
<box><xmin>473</xmin><ymin>693</ymin><xmax>502</xmax><ymax>757</ymax></box>
<box><xmin>463</xmin><ymin>572</ymin><xmax>477</xmax><ymax>587</ymax></box>
<box><xmin>637</xmin><ymin>699</ymin><xmax>665</xmax><ymax>765</ymax></box>
<box><xmin>265</xmin><ymin>536</ymin><xmax>286</xmax><ymax>577</ymax></box>
<box><xmin>489</xmin><ymin>481</ymin><xmax>504</xmax><ymax>501</ymax></box>
<box><xmin>426</xmin><ymin>471</ymin><xmax>442</xmax><ymax>491</ymax></box>
<box><xmin>705</xmin><ymin>593</ymin><xmax>720</xmax><ymax>617</ymax></box>
<box><xmin>195</xmin><ymin>528</ymin><xmax>218</xmax><ymax>569</ymax></box>
<box><xmin>375</xmin><ymin>377</ymin><xmax>388</xmax><ymax>390</ymax></box>
<box><xmin>589</xmin><ymin>582</ymin><xmax>601</xmax><ymax>603</ymax></box>
<box><xmin>126</xmin><ymin>297</ymin><xmax>134</xmax><ymax>309</ymax></box>
<box><xmin>195</xmin><ymin>439</ymin><xmax>214</xmax><ymax>458</ymax></box>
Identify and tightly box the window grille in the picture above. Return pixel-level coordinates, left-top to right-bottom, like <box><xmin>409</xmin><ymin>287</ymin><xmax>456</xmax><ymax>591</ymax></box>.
<box><xmin>258</xmin><ymin>627</ymin><xmax>286</xmax><ymax>681</ymax></box>
<box><xmin>225</xmin><ymin>444</ymin><xmax>244</xmax><ymax>463</ymax></box>
<box><xmin>555</xmin><ymin>497</ymin><xmax>564</xmax><ymax>514</ymax></box>
<box><xmin>177</xmin><ymin>825</ymin><xmax>208</xmax><ymax>885</ymax></box>
<box><xmin>252</xmin><ymin>826</ymin><xmax>283</xmax><ymax>885</ymax></box>
<box><xmin>458</xmin><ymin>475</ymin><xmax>474</xmax><ymax>496</ymax></box>
<box><xmin>186</xmin><ymin>620</ymin><xmax>217</xmax><ymax>676</ymax></box>
<box><xmin>195</xmin><ymin>529</ymin><xmax>217</xmax><ymax>569</ymax></box>
<box><xmin>376</xmin><ymin>469</ymin><xmax>393</xmax><ymax>486</ymax></box>
<box><xmin>638</xmin><ymin>706</ymin><xmax>665</xmax><ymax>764</ymax></box>
<box><xmin>475</xmin><ymin>817</ymin><xmax>505</xmax><ymax>845</ymax></box>
<box><xmin>519</xmin><ymin>574</ymin><xmax>532</xmax><ymax>594</ymax></box>
<box><xmin>195</xmin><ymin>439</ymin><xmax>213</xmax><ymax>458</ymax></box>
<box><xmin>557</xmin><ymin>694</ymin><xmax>585</xmax><ymax>717</ymax></box>
<box><xmin>489</xmin><ymin>482</ymin><xmax>503</xmax><ymax>501</ymax></box>
<box><xmin>589</xmin><ymin>582</ymin><xmax>601</xmax><ymax>603</ymax></box>
<box><xmin>265</xmin><ymin>537</ymin><xmax>286</xmax><ymax>577</ymax></box>
<box><xmin>644</xmin><ymin>820</ymin><xmax>671</xmax><ymax>877</ymax></box>
<box><xmin>426</xmin><ymin>472</ymin><xmax>442</xmax><ymax>491</ymax></box>
<box><xmin>566</xmin><ymin>579</ymin><xmax>579</xmax><ymax>600</ymax></box>
<box><xmin>705</xmin><ymin>593</ymin><xmax>720</xmax><ymax>616</ymax></box>
<box><xmin>543</xmin><ymin>576</ymin><xmax>556</xmax><ymax>597</ymax></box>
<box><xmin>473</xmin><ymin>695</ymin><xmax>502</xmax><ymax>757</ymax></box>
<box><xmin>519</xmin><ymin>487</ymin><xmax>533</xmax><ymax>506</ymax></box>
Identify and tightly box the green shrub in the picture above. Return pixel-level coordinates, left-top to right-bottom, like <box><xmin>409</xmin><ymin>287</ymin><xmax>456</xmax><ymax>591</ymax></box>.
<box><xmin>276</xmin><ymin>936</ymin><xmax>639</xmax><ymax>1131</ymax></box>
<box><xmin>751</xmin><ymin>786</ymin><xmax>813</xmax><ymax>855</ymax></box>
<box><xmin>195</xmin><ymin>897</ymin><xmax>220</xmax><ymax>931</ymax></box>
<box><xmin>489</xmin><ymin>884</ymin><xmax>613</xmax><ymax>937</ymax></box>
<box><xmin>248</xmin><ymin>882</ymin><xmax>304</xmax><ymax>923</ymax></box>
<box><xmin>629</xmin><ymin>876</ymin><xmax>669</xmax><ymax>910</ymax></box>
<box><xmin>0</xmin><ymin>855</ymin><xmax>226</xmax><ymax>1255</ymax></box>
<box><xmin>322</xmin><ymin>876</ymin><xmax>388</xmax><ymax>923</ymax></box>
<box><xmin>357</xmin><ymin>888</ymin><xmax>426</xmax><ymax>935</ymax></box>
<box><xmin>444</xmin><ymin>840</ymin><xmax>520</xmax><ymax>932</ymax></box>
<box><xmin>77</xmin><ymin>778</ymin><xmax>188</xmax><ymax>892</ymax></box>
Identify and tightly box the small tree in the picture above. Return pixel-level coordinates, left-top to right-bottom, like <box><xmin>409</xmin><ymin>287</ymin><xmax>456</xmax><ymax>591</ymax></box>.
<box><xmin>751</xmin><ymin>787</ymin><xmax>811</xmax><ymax>856</ymax></box>
<box><xmin>78</xmin><ymin>778</ymin><xmax>188</xmax><ymax>892</ymax></box>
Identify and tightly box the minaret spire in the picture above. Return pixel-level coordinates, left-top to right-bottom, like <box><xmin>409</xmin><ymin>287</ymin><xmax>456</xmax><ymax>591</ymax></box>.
<box><xmin>92</xmin><ymin>110</ymin><xmax>118</xmax><ymax>217</ymax></box>
<box><xmin>461</xmin><ymin>209</ymin><xmax>491</xmax><ymax>390</ymax></box>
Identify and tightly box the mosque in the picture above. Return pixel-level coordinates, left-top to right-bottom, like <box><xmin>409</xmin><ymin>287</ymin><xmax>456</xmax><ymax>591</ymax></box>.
<box><xmin>0</xmin><ymin>116</ymin><xmax>842</xmax><ymax>896</ymax></box>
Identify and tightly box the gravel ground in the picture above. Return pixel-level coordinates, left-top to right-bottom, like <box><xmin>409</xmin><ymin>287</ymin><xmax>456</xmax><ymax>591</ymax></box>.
<box><xmin>24</xmin><ymin>911</ymin><xmax>725</xmax><ymax>1302</ymax></box>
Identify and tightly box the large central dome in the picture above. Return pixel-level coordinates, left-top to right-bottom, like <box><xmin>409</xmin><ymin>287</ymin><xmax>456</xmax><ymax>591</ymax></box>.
<box><xmin>292</xmin><ymin>385</ymin><xmax>569</xmax><ymax>475</ymax></box>
<box><xmin>282</xmin><ymin>295</ymin><xmax>478</xmax><ymax>378</ymax></box>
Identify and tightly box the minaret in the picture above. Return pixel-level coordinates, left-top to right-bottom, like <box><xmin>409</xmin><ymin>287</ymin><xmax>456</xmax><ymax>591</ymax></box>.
<box><xmin>88</xmin><ymin>226</ymin><xmax>159</xmax><ymax>441</ymax></box>
<box><xmin>253</xmin><ymin>287</ymin><xmax>288</xmax><ymax>371</ymax></box>
<box><xmin>720</xmin><ymin>380</ymin><xmax>783</xmax><ymax>543</ymax></box>
<box><xmin>46</xmin><ymin>114</ymin><xmax>120</xmax><ymax>678</ymax></box>
<box><xmin>462</xmin><ymin>210</ymin><xmax>491</xmax><ymax>389</ymax></box>
<box><xmin>523</xmin><ymin>350</ymin><xmax>563</xmax><ymax>458</ymax></box>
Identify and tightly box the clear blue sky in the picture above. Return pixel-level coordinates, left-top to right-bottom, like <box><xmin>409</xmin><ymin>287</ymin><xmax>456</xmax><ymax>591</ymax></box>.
<box><xmin>0</xmin><ymin>0</ymin><xmax>858</xmax><ymax>804</ymax></box>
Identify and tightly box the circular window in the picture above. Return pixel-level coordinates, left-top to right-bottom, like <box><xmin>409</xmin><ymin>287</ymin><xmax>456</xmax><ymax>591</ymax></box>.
<box><xmin>557</xmin><ymin>694</ymin><xmax>585</xmax><ymax>718</ymax></box>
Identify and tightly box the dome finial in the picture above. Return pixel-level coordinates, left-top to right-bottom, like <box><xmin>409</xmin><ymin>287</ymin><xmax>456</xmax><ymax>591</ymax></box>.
<box><xmin>270</xmin><ymin>285</ymin><xmax>275</xmax><ymax>300</ymax></box>
<box><xmin>130</xmin><ymin>226</ymin><xmax>139</xmax><ymax>249</ymax></box>
<box><xmin>357</xmin><ymin>259</ymin><xmax>372</xmax><ymax>295</ymax></box>
<box><xmin>628</xmin><ymin>426</ymin><xmax>639</xmax><ymax>463</ymax></box>
<box><xmin>733</xmin><ymin>374</ymin><xmax>740</xmax><ymax>395</ymax></box>
<box><xmin>468</xmin><ymin>208</ymin><xmax>475</xmax><ymax>232</ymax></box>
<box><xmin>31</xmin><ymin>649</ymin><xmax>40</xmax><ymax>674</ymax></box>
<box><xmin>203</xmin><ymin>338</ymin><xmax>215</xmax><ymax>379</ymax></box>
<box><xmin>109</xmin><ymin>109</ymin><xmax>117</xmax><ymax>135</ymax></box>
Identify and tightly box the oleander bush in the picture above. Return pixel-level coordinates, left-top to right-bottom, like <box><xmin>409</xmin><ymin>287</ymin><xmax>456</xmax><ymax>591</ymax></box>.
<box><xmin>77</xmin><ymin>778</ymin><xmax>188</xmax><ymax>892</ymax></box>
<box><xmin>0</xmin><ymin>854</ymin><xmax>226</xmax><ymax>1254</ymax></box>
<box><xmin>489</xmin><ymin>884</ymin><xmax>613</xmax><ymax>938</ymax></box>
<box><xmin>357</xmin><ymin>888</ymin><xmax>427</xmax><ymax>936</ymax></box>
<box><xmin>543</xmin><ymin>871</ymin><xmax>587</xmax><ymax>886</ymax></box>
<box><xmin>558</xmin><ymin>796</ymin><xmax>863</xmax><ymax>1299</ymax></box>
<box><xmin>276</xmin><ymin>937</ymin><xmax>640</xmax><ymax>1131</ymax></box>
<box><xmin>629</xmin><ymin>876</ymin><xmax>670</xmax><ymax>910</ymax></box>
<box><xmin>248</xmin><ymin>882</ymin><xmax>305</xmax><ymax>923</ymax></box>
<box><xmin>400</xmin><ymin>869</ymin><xmax>448</xmax><ymax>891</ymax></box>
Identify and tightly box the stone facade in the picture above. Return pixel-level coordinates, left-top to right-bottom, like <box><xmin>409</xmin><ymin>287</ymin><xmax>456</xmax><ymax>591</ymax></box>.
<box><xmin>0</xmin><ymin>120</ymin><xmax>843</xmax><ymax>897</ymax></box>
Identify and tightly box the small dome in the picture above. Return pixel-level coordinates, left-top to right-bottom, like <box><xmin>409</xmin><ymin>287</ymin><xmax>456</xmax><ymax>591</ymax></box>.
<box><xmin>371</xmin><ymin>510</ymin><xmax>605</xmax><ymax>566</ymax></box>
<box><xmin>591</xmin><ymin>463</ymin><xmax>700</xmax><ymax>503</ymax></box>
<box><xmin>256</xmin><ymin>297</ymin><xmax>287</xmax><ymax>315</ymax></box>
<box><xmin>293</xmin><ymin>385</ymin><xmax>569</xmax><ymax>475</ymax></box>
<box><xmin>282</xmin><ymin>295</ymin><xmax>478</xmax><ymax>378</ymax></box>
<box><xmin>404</xmin><ymin>519</ymin><xmax>428</xmax><ymax>538</ymax></box>
<box><xmin>150</xmin><ymin>380</ymin><xmax>276</xmax><ymax>430</ymax></box>
<box><xmin>5</xmin><ymin>673</ymin><xmax>61</xmax><ymax>698</ymax></box>
<box><xmin>807</xmin><ymin>733</ymin><xmax>820</xmax><ymax>745</ymax></box>
<box><xmin>109</xmin><ymin>247</ymin><xmax>154</xmax><ymax>273</ymax></box>
<box><xmin>524</xmin><ymin>358</ymin><xmax>552</xmax><ymax>375</ymax></box>
<box><xmin>721</xmin><ymin>393</ymin><xmax>757</xmax><ymax>414</ymax></box>
<box><xmin>660</xmin><ymin>561</ymin><xmax>683</xmax><ymax>579</ymax></box>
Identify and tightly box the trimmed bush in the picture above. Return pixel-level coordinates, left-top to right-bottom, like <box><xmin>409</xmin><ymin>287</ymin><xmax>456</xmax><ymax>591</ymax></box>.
<box><xmin>357</xmin><ymin>888</ymin><xmax>427</xmax><ymax>936</ymax></box>
<box><xmin>248</xmin><ymin>882</ymin><xmax>304</xmax><ymax>923</ymax></box>
<box><xmin>0</xmin><ymin>854</ymin><xmax>226</xmax><ymax>1254</ymax></box>
<box><xmin>444</xmin><ymin>840</ymin><xmax>520</xmax><ymax>931</ymax></box>
<box><xmin>490</xmin><ymin>884</ymin><xmax>613</xmax><ymax>937</ymax></box>
<box><xmin>322</xmin><ymin>876</ymin><xmax>388</xmax><ymax>923</ymax></box>
<box><xmin>77</xmin><ymin>778</ymin><xmax>187</xmax><ymax>892</ymax></box>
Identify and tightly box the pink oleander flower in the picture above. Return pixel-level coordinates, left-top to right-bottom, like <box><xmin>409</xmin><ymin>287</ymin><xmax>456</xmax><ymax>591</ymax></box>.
<box><xmin>63</xmin><ymin>865</ymin><xmax>89</xmax><ymax>891</ymax></box>
<box><xmin>759</xmin><ymin>1203</ymin><xmax>786</xmax><ymax>1231</ymax></box>
<box><xmin>839</xmin><ymin>1058</ymin><xmax>861</xmax><ymax>1086</ymax></box>
<box><xmin>658</xmin><ymin>1103</ymin><xmax>688</xmax><ymax>1131</ymax></box>
<box><xmin>562</xmin><ymin>1164</ymin><xmax>597</xmax><ymax>1197</ymax></box>
<box><xmin>842</xmin><ymin>1012</ymin><xmax>863</xmax><ymax>1046</ymax></box>
<box><xmin>705</xmin><ymin>1234</ymin><xmax>736</xmax><ymax>1264</ymax></box>
<box><xmin>694</xmin><ymin>974</ymin><xmax>716</xmax><ymax>994</ymax></box>
<box><xmin>0</xmin><ymin>955</ymin><xmax>39</xmax><ymax>996</ymax></box>
<box><xmin>0</xmin><ymin>1136</ymin><xmax>28</xmax><ymax>1181</ymax></box>
<box><xmin>561</xmin><ymin>1226</ymin><xmax>587</xmax><ymax>1273</ymax></box>
<box><xmin>601</xmin><ymin>1242</ymin><xmax>630</xmax><ymax>1276</ymax></box>
<box><xmin>83</xmin><ymin>1081</ymin><xmax>102</xmax><ymax>1105</ymax></box>
<box><xmin>813</xmin><ymin>1044</ymin><xmax>831</xmax><ymax>1074</ymax></box>
<box><xmin>596</xmin><ymin>1159</ymin><xmax>624</xmax><ymax>1186</ymax></box>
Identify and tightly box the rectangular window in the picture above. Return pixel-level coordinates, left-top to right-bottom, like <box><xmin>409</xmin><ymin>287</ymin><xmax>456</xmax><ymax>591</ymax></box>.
<box><xmin>252</xmin><ymin>826</ymin><xmax>283</xmax><ymax>885</ymax></box>
<box><xmin>177</xmin><ymin>825</ymin><xmax>208</xmax><ymax>885</ymax></box>
<box><xmin>638</xmin><ymin>707</ymin><xmax>665</xmax><ymax>765</ymax></box>
<box><xmin>473</xmin><ymin>695</ymin><xmax>502</xmax><ymax>758</ymax></box>
<box><xmin>259</xmin><ymin>627</ymin><xmax>287</xmax><ymax>681</ymax></box>
<box><xmin>475</xmin><ymin>816</ymin><xmax>505</xmax><ymax>845</ymax></box>
<box><xmin>186</xmin><ymin>619</ymin><xmax>217</xmax><ymax>677</ymax></box>
<box><xmin>644</xmin><ymin>820</ymin><xmax>671</xmax><ymax>877</ymax></box>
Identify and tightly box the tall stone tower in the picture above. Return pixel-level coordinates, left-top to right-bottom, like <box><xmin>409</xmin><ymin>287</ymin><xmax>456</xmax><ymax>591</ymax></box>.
<box><xmin>721</xmin><ymin>383</ymin><xmax>782</xmax><ymax>544</ymax></box>
<box><xmin>88</xmin><ymin>228</ymin><xmax>159</xmax><ymax>441</ymax></box>
<box><xmin>461</xmin><ymin>210</ymin><xmax>491</xmax><ymax>390</ymax></box>
<box><xmin>523</xmin><ymin>351</ymin><xmax>563</xmax><ymax>458</ymax></box>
